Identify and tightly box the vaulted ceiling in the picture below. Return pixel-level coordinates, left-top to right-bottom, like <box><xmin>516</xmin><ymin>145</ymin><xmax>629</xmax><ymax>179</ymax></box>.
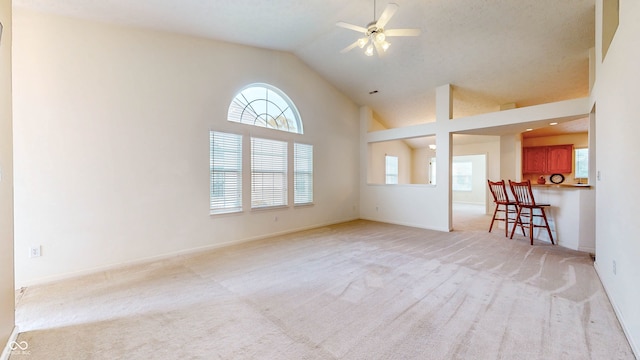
<box><xmin>13</xmin><ymin>0</ymin><xmax>595</xmax><ymax>132</ymax></box>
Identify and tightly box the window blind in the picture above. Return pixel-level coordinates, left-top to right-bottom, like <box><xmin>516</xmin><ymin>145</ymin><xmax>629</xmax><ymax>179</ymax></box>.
<box><xmin>294</xmin><ymin>143</ymin><xmax>313</xmax><ymax>205</ymax></box>
<box><xmin>574</xmin><ymin>148</ymin><xmax>589</xmax><ymax>179</ymax></box>
<box><xmin>210</xmin><ymin>131</ymin><xmax>242</xmax><ymax>214</ymax></box>
<box><xmin>251</xmin><ymin>137</ymin><xmax>288</xmax><ymax>208</ymax></box>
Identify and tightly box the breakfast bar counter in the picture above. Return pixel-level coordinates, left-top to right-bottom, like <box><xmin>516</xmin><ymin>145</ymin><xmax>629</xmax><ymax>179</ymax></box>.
<box><xmin>527</xmin><ymin>184</ymin><xmax>595</xmax><ymax>253</ymax></box>
<box><xmin>531</xmin><ymin>183</ymin><xmax>591</xmax><ymax>189</ymax></box>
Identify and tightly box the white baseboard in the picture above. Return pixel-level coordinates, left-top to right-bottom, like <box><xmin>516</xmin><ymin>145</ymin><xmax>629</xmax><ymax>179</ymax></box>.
<box><xmin>1</xmin><ymin>327</ymin><xmax>19</xmax><ymax>360</ymax></box>
<box><xmin>593</xmin><ymin>261</ymin><xmax>639</xmax><ymax>358</ymax></box>
<box><xmin>359</xmin><ymin>216</ymin><xmax>451</xmax><ymax>232</ymax></box>
<box><xmin>452</xmin><ymin>201</ymin><xmax>485</xmax><ymax>206</ymax></box>
<box><xmin>16</xmin><ymin>217</ymin><xmax>361</xmax><ymax>289</ymax></box>
<box><xmin>577</xmin><ymin>246</ymin><xmax>595</xmax><ymax>254</ymax></box>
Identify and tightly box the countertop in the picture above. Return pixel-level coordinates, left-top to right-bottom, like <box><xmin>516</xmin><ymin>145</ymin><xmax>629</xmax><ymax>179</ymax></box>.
<box><xmin>531</xmin><ymin>183</ymin><xmax>591</xmax><ymax>189</ymax></box>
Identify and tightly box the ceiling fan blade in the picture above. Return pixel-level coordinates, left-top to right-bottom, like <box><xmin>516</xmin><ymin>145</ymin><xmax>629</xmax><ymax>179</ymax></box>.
<box><xmin>385</xmin><ymin>28</ymin><xmax>421</xmax><ymax>37</ymax></box>
<box><xmin>340</xmin><ymin>40</ymin><xmax>361</xmax><ymax>53</ymax></box>
<box><xmin>336</xmin><ymin>21</ymin><xmax>367</xmax><ymax>33</ymax></box>
<box><xmin>376</xmin><ymin>3</ymin><xmax>399</xmax><ymax>29</ymax></box>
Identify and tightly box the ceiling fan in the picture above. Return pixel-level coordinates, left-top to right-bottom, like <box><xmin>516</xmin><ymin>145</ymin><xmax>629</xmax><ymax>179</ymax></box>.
<box><xmin>337</xmin><ymin>1</ymin><xmax>421</xmax><ymax>57</ymax></box>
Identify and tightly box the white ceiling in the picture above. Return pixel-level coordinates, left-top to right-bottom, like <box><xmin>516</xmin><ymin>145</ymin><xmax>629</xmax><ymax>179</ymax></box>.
<box><xmin>13</xmin><ymin>0</ymin><xmax>595</xmax><ymax>132</ymax></box>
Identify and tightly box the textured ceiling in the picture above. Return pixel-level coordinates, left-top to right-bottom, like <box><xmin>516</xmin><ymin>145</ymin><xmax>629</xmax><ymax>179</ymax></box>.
<box><xmin>13</xmin><ymin>0</ymin><xmax>595</xmax><ymax>132</ymax></box>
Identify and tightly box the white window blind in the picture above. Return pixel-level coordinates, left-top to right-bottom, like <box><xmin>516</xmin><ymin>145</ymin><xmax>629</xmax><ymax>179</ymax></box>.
<box><xmin>251</xmin><ymin>137</ymin><xmax>288</xmax><ymax>208</ymax></box>
<box><xmin>385</xmin><ymin>155</ymin><xmax>398</xmax><ymax>184</ymax></box>
<box><xmin>575</xmin><ymin>148</ymin><xmax>589</xmax><ymax>179</ymax></box>
<box><xmin>294</xmin><ymin>143</ymin><xmax>313</xmax><ymax>205</ymax></box>
<box><xmin>210</xmin><ymin>131</ymin><xmax>242</xmax><ymax>214</ymax></box>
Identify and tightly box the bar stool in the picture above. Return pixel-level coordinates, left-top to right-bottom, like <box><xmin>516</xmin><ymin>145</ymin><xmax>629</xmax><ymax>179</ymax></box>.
<box><xmin>508</xmin><ymin>179</ymin><xmax>555</xmax><ymax>245</ymax></box>
<box><xmin>487</xmin><ymin>179</ymin><xmax>523</xmax><ymax>237</ymax></box>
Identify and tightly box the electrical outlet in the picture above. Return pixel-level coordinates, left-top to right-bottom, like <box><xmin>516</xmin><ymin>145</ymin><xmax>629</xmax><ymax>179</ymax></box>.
<box><xmin>29</xmin><ymin>245</ymin><xmax>42</xmax><ymax>258</ymax></box>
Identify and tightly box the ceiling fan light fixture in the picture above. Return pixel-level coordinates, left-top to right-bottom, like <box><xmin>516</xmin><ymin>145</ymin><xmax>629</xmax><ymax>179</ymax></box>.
<box><xmin>336</xmin><ymin>2</ymin><xmax>419</xmax><ymax>57</ymax></box>
<box><xmin>365</xmin><ymin>44</ymin><xmax>374</xmax><ymax>56</ymax></box>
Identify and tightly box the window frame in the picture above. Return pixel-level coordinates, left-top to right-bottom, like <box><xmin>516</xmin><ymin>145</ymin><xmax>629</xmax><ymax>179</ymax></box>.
<box><xmin>574</xmin><ymin>147</ymin><xmax>589</xmax><ymax>180</ymax></box>
<box><xmin>294</xmin><ymin>142</ymin><xmax>314</xmax><ymax>205</ymax></box>
<box><xmin>209</xmin><ymin>131</ymin><xmax>243</xmax><ymax>215</ymax></box>
<box><xmin>452</xmin><ymin>161</ymin><xmax>473</xmax><ymax>192</ymax></box>
<box><xmin>209</xmin><ymin>83</ymin><xmax>313</xmax><ymax>216</ymax></box>
<box><xmin>250</xmin><ymin>137</ymin><xmax>289</xmax><ymax>210</ymax></box>
<box><xmin>385</xmin><ymin>155</ymin><xmax>399</xmax><ymax>184</ymax></box>
<box><xmin>228</xmin><ymin>83</ymin><xmax>303</xmax><ymax>134</ymax></box>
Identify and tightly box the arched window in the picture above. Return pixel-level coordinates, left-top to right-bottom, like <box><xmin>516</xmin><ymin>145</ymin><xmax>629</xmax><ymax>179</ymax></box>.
<box><xmin>228</xmin><ymin>83</ymin><xmax>303</xmax><ymax>134</ymax></box>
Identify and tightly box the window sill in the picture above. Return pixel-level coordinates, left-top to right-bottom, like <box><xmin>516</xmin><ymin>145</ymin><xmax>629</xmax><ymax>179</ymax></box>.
<box><xmin>251</xmin><ymin>205</ymin><xmax>289</xmax><ymax>212</ymax></box>
<box><xmin>210</xmin><ymin>209</ymin><xmax>243</xmax><ymax>216</ymax></box>
<box><xmin>294</xmin><ymin>203</ymin><xmax>314</xmax><ymax>208</ymax></box>
<box><xmin>211</xmin><ymin>203</ymin><xmax>314</xmax><ymax>216</ymax></box>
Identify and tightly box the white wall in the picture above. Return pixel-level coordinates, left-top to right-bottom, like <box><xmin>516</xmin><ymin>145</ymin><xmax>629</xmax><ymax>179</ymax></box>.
<box><xmin>361</xmin><ymin>85</ymin><xmax>589</xmax><ymax>232</ymax></box>
<box><xmin>0</xmin><ymin>0</ymin><xmax>14</xmax><ymax>349</ymax></box>
<box><xmin>369</xmin><ymin>140</ymin><xmax>412</xmax><ymax>184</ymax></box>
<box><xmin>453</xmin><ymin>137</ymin><xmax>501</xmax><ymax>212</ymax></box>
<box><xmin>12</xmin><ymin>9</ymin><xmax>360</xmax><ymax>287</ymax></box>
<box><xmin>592</xmin><ymin>0</ymin><xmax>640</xmax><ymax>355</ymax></box>
<box><xmin>522</xmin><ymin>133</ymin><xmax>588</xmax><ymax>148</ymax></box>
<box><xmin>500</xmin><ymin>134</ymin><xmax>520</xmax><ymax>181</ymax></box>
<box><xmin>451</xmin><ymin>154</ymin><xmax>486</xmax><ymax>205</ymax></box>
<box><xmin>411</xmin><ymin>147</ymin><xmax>436</xmax><ymax>184</ymax></box>
<box><xmin>359</xmin><ymin>87</ymin><xmax>450</xmax><ymax>232</ymax></box>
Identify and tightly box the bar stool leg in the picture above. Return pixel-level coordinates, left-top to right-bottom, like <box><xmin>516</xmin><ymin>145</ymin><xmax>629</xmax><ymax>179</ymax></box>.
<box><xmin>510</xmin><ymin>207</ymin><xmax>523</xmax><ymax>239</ymax></box>
<box><xmin>504</xmin><ymin>204</ymin><xmax>509</xmax><ymax>237</ymax></box>
<box><xmin>540</xmin><ymin>208</ymin><xmax>555</xmax><ymax>245</ymax></box>
<box><xmin>529</xmin><ymin>208</ymin><xmax>534</xmax><ymax>245</ymax></box>
<box><xmin>489</xmin><ymin>205</ymin><xmax>499</xmax><ymax>233</ymax></box>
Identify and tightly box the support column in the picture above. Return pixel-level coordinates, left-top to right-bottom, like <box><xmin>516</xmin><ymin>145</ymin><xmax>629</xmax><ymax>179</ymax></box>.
<box><xmin>435</xmin><ymin>84</ymin><xmax>453</xmax><ymax>231</ymax></box>
<box><xmin>359</xmin><ymin>106</ymin><xmax>373</xmax><ymax>186</ymax></box>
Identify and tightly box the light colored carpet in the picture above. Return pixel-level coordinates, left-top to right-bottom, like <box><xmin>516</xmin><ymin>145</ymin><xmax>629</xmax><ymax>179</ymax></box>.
<box><xmin>11</xmin><ymin>210</ymin><xmax>634</xmax><ymax>359</ymax></box>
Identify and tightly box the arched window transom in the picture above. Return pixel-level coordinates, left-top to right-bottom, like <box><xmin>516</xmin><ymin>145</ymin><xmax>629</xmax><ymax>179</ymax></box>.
<box><xmin>228</xmin><ymin>84</ymin><xmax>303</xmax><ymax>134</ymax></box>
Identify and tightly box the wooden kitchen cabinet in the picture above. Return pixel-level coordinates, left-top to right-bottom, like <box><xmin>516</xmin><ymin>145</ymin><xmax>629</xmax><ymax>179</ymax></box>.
<box><xmin>522</xmin><ymin>144</ymin><xmax>573</xmax><ymax>174</ymax></box>
<box><xmin>547</xmin><ymin>145</ymin><xmax>573</xmax><ymax>173</ymax></box>
<box><xmin>522</xmin><ymin>147</ymin><xmax>548</xmax><ymax>174</ymax></box>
